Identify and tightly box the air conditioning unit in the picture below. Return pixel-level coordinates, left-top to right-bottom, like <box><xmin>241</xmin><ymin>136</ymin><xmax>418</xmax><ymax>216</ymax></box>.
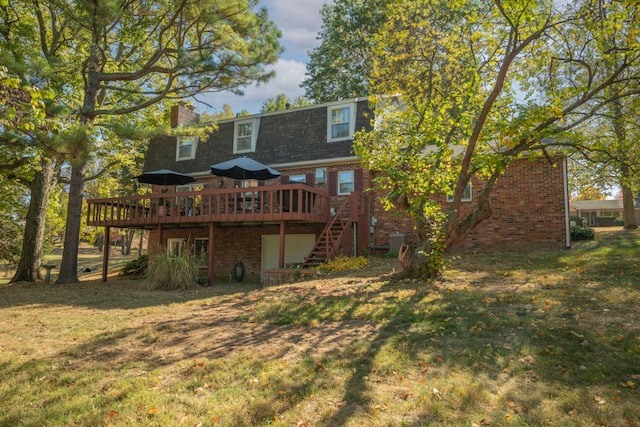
<box><xmin>388</xmin><ymin>233</ymin><xmax>406</xmax><ymax>254</ymax></box>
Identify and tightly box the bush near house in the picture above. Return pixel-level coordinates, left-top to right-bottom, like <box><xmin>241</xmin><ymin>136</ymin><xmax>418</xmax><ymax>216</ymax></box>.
<box><xmin>145</xmin><ymin>246</ymin><xmax>199</xmax><ymax>290</ymax></box>
<box><xmin>571</xmin><ymin>225</ymin><xmax>595</xmax><ymax>241</ymax></box>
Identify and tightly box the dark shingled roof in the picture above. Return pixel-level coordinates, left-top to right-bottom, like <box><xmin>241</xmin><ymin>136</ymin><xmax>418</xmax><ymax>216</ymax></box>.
<box><xmin>143</xmin><ymin>98</ymin><xmax>373</xmax><ymax>174</ymax></box>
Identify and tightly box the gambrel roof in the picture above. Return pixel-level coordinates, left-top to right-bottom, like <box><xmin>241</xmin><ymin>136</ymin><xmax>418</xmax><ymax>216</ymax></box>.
<box><xmin>143</xmin><ymin>98</ymin><xmax>373</xmax><ymax>175</ymax></box>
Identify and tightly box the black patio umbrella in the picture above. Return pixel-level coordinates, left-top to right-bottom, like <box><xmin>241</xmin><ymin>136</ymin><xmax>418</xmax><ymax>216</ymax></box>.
<box><xmin>210</xmin><ymin>157</ymin><xmax>281</xmax><ymax>181</ymax></box>
<box><xmin>135</xmin><ymin>169</ymin><xmax>196</xmax><ymax>186</ymax></box>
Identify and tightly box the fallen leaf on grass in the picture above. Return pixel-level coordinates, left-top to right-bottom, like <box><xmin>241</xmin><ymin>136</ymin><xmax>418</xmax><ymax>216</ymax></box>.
<box><xmin>107</xmin><ymin>410</ymin><xmax>119</xmax><ymax>419</ymax></box>
<box><xmin>433</xmin><ymin>388</ymin><xmax>442</xmax><ymax>399</ymax></box>
<box><xmin>620</xmin><ymin>381</ymin><xmax>636</xmax><ymax>389</ymax></box>
<box><xmin>593</xmin><ymin>396</ymin><xmax>606</xmax><ymax>405</ymax></box>
<box><xmin>147</xmin><ymin>407</ymin><xmax>159</xmax><ymax>415</ymax></box>
<box><xmin>519</xmin><ymin>355</ymin><xmax>536</xmax><ymax>365</ymax></box>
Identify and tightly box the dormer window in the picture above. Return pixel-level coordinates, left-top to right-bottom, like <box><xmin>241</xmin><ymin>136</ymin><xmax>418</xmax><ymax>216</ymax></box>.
<box><xmin>327</xmin><ymin>102</ymin><xmax>356</xmax><ymax>142</ymax></box>
<box><xmin>176</xmin><ymin>136</ymin><xmax>198</xmax><ymax>161</ymax></box>
<box><xmin>234</xmin><ymin>118</ymin><xmax>259</xmax><ymax>153</ymax></box>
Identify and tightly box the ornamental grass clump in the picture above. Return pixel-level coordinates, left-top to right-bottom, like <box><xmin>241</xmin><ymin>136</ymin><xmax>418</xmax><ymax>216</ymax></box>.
<box><xmin>146</xmin><ymin>245</ymin><xmax>199</xmax><ymax>290</ymax></box>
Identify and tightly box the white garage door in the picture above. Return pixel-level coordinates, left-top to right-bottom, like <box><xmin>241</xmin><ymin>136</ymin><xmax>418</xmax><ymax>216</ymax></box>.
<box><xmin>261</xmin><ymin>234</ymin><xmax>316</xmax><ymax>274</ymax></box>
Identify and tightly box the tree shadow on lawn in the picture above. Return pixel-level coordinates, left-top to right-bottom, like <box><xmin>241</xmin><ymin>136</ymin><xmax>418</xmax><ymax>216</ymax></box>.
<box><xmin>319</xmin><ymin>276</ymin><xmax>640</xmax><ymax>426</ymax></box>
<box><xmin>2</xmin><ymin>271</ymin><xmax>638</xmax><ymax>426</ymax></box>
<box><xmin>2</xmin><ymin>231</ymin><xmax>638</xmax><ymax>425</ymax></box>
<box><xmin>0</xmin><ymin>278</ymin><xmax>262</xmax><ymax>310</ymax></box>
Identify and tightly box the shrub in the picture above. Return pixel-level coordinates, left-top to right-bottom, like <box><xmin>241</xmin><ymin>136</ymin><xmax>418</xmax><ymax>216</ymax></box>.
<box><xmin>316</xmin><ymin>255</ymin><xmax>368</xmax><ymax>272</ymax></box>
<box><xmin>121</xmin><ymin>254</ymin><xmax>148</xmax><ymax>278</ymax></box>
<box><xmin>571</xmin><ymin>226</ymin><xmax>595</xmax><ymax>241</ymax></box>
<box><xmin>146</xmin><ymin>245</ymin><xmax>199</xmax><ymax>290</ymax></box>
<box><xmin>596</xmin><ymin>217</ymin><xmax>616</xmax><ymax>227</ymax></box>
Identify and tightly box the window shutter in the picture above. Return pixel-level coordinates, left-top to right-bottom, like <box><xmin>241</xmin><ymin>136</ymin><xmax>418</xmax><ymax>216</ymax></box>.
<box><xmin>328</xmin><ymin>170</ymin><xmax>338</xmax><ymax>196</ymax></box>
<box><xmin>354</xmin><ymin>169</ymin><xmax>364</xmax><ymax>192</ymax></box>
<box><xmin>306</xmin><ymin>173</ymin><xmax>315</xmax><ymax>186</ymax></box>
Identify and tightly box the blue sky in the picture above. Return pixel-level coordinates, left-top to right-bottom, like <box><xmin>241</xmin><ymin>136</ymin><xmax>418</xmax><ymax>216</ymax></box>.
<box><xmin>196</xmin><ymin>0</ymin><xmax>328</xmax><ymax>115</ymax></box>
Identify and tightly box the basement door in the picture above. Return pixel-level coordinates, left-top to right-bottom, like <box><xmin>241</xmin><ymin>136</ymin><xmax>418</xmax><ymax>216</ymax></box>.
<box><xmin>261</xmin><ymin>234</ymin><xmax>315</xmax><ymax>276</ymax></box>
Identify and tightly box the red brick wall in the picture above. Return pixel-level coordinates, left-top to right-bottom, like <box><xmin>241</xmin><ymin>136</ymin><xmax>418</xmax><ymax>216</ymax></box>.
<box><xmin>148</xmin><ymin>222</ymin><xmax>325</xmax><ymax>281</ymax></box>
<box><xmin>170</xmin><ymin>103</ymin><xmax>199</xmax><ymax>128</ymax></box>
<box><xmin>370</xmin><ymin>157</ymin><xmax>568</xmax><ymax>252</ymax></box>
<box><xmin>147</xmin><ymin>157</ymin><xmax>567</xmax><ymax>281</ymax></box>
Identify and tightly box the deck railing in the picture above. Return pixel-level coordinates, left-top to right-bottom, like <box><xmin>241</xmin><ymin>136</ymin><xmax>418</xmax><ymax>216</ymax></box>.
<box><xmin>86</xmin><ymin>184</ymin><xmax>332</xmax><ymax>227</ymax></box>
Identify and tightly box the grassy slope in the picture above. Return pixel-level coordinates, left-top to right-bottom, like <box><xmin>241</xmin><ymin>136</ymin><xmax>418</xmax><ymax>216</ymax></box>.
<box><xmin>0</xmin><ymin>228</ymin><xmax>638</xmax><ymax>426</ymax></box>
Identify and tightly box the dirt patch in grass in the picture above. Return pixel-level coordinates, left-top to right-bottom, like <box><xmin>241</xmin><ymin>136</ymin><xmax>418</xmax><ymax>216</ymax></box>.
<box><xmin>0</xmin><ymin>258</ymin><xmax>398</xmax><ymax>367</ymax></box>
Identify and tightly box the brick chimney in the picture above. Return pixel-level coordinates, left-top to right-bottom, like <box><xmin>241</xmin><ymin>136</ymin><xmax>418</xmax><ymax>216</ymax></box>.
<box><xmin>170</xmin><ymin>102</ymin><xmax>200</xmax><ymax>128</ymax></box>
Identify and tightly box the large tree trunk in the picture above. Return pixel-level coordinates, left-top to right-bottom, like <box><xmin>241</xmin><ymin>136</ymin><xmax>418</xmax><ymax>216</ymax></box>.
<box><xmin>620</xmin><ymin>165</ymin><xmax>638</xmax><ymax>229</ymax></box>
<box><xmin>56</xmin><ymin>161</ymin><xmax>87</xmax><ymax>284</ymax></box>
<box><xmin>11</xmin><ymin>157</ymin><xmax>56</xmax><ymax>283</ymax></box>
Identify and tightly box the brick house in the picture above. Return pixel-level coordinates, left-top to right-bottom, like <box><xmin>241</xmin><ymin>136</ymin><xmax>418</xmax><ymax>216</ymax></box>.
<box><xmin>87</xmin><ymin>98</ymin><xmax>571</xmax><ymax>283</ymax></box>
<box><xmin>569</xmin><ymin>199</ymin><xmax>640</xmax><ymax>226</ymax></box>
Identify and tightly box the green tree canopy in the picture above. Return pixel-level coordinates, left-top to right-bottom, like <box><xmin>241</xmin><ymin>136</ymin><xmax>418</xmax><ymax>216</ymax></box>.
<box><xmin>260</xmin><ymin>93</ymin><xmax>312</xmax><ymax>113</ymax></box>
<box><xmin>2</xmin><ymin>0</ymin><xmax>283</xmax><ymax>284</ymax></box>
<box><xmin>355</xmin><ymin>0</ymin><xmax>640</xmax><ymax>277</ymax></box>
<box><xmin>301</xmin><ymin>0</ymin><xmax>390</xmax><ymax>102</ymax></box>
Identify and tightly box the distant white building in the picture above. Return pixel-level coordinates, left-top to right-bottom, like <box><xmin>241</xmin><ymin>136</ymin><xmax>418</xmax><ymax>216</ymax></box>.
<box><xmin>569</xmin><ymin>199</ymin><xmax>640</xmax><ymax>226</ymax></box>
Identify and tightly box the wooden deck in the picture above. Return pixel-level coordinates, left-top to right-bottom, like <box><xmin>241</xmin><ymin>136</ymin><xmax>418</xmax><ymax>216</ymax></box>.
<box><xmin>86</xmin><ymin>184</ymin><xmax>332</xmax><ymax>228</ymax></box>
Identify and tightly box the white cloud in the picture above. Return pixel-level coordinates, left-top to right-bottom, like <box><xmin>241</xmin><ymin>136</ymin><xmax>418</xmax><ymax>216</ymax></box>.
<box><xmin>197</xmin><ymin>59</ymin><xmax>308</xmax><ymax>115</ymax></box>
<box><xmin>195</xmin><ymin>0</ymin><xmax>329</xmax><ymax>115</ymax></box>
<box><xmin>263</xmin><ymin>0</ymin><xmax>328</xmax><ymax>58</ymax></box>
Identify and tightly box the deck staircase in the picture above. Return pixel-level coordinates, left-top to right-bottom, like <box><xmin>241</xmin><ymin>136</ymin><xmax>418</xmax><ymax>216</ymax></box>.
<box><xmin>302</xmin><ymin>198</ymin><xmax>351</xmax><ymax>268</ymax></box>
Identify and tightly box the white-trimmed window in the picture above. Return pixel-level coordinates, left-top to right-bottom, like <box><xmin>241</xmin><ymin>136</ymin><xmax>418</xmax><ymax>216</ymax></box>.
<box><xmin>289</xmin><ymin>174</ymin><xmax>306</xmax><ymax>183</ymax></box>
<box><xmin>338</xmin><ymin>170</ymin><xmax>355</xmax><ymax>195</ymax></box>
<box><xmin>315</xmin><ymin>167</ymin><xmax>327</xmax><ymax>184</ymax></box>
<box><xmin>447</xmin><ymin>183</ymin><xmax>472</xmax><ymax>202</ymax></box>
<box><xmin>234</xmin><ymin>118</ymin><xmax>260</xmax><ymax>153</ymax></box>
<box><xmin>194</xmin><ymin>238</ymin><xmax>208</xmax><ymax>267</ymax></box>
<box><xmin>167</xmin><ymin>238</ymin><xmax>185</xmax><ymax>257</ymax></box>
<box><xmin>176</xmin><ymin>136</ymin><xmax>198</xmax><ymax>160</ymax></box>
<box><xmin>327</xmin><ymin>103</ymin><xmax>356</xmax><ymax>142</ymax></box>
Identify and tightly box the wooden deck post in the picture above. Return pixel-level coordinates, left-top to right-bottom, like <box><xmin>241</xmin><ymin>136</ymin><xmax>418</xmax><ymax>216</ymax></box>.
<box><xmin>279</xmin><ymin>220</ymin><xmax>286</xmax><ymax>268</ymax></box>
<box><xmin>208</xmin><ymin>222</ymin><xmax>215</xmax><ymax>285</ymax></box>
<box><xmin>101</xmin><ymin>226</ymin><xmax>110</xmax><ymax>282</ymax></box>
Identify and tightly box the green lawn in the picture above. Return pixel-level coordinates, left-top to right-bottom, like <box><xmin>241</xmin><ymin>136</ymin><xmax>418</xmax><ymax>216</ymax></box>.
<box><xmin>0</xmin><ymin>228</ymin><xmax>638</xmax><ymax>426</ymax></box>
<box><xmin>0</xmin><ymin>245</ymin><xmax>136</xmax><ymax>286</ymax></box>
